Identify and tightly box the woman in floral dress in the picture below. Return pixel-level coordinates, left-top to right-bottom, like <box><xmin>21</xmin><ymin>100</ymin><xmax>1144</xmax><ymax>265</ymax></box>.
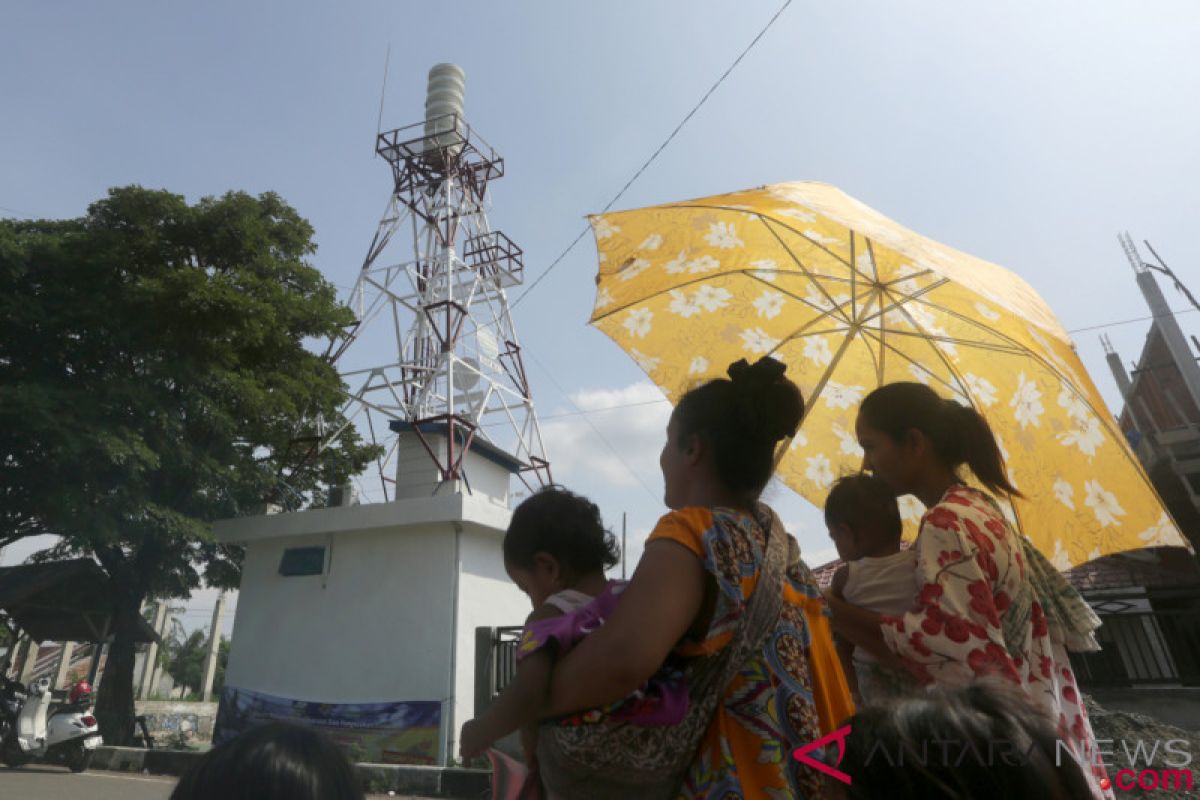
<box><xmin>825</xmin><ymin>382</ymin><xmax>1113</xmax><ymax>799</ymax></box>
<box><xmin>542</xmin><ymin>357</ymin><xmax>854</xmax><ymax>799</ymax></box>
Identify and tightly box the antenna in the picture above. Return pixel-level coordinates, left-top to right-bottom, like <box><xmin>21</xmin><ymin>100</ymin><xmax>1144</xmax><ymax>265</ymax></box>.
<box><xmin>375</xmin><ymin>45</ymin><xmax>391</xmax><ymax>145</ymax></box>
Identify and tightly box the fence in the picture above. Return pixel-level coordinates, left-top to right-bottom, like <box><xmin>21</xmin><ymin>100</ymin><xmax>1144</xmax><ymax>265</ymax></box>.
<box><xmin>474</xmin><ymin>626</ymin><xmax>523</xmax><ymax>715</ymax></box>
<box><xmin>1071</xmin><ymin>589</ymin><xmax>1200</xmax><ymax>687</ymax></box>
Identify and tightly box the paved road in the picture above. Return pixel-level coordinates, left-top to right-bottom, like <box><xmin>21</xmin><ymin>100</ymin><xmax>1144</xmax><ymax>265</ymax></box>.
<box><xmin>0</xmin><ymin>764</ymin><xmax>435</xmax><ymax>799</ymax></box>
<box><xmin>0</xmin><ymin>764</ymin><xmax>176</xmax><ymax>799</ymax></box>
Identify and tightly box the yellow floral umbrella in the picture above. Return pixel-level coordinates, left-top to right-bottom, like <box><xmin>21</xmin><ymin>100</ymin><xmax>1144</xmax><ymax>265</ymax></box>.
<box><xmin>587</xmin><ymin>181</ymin><xmax>1189</xmax><ymax>568</ymax></box>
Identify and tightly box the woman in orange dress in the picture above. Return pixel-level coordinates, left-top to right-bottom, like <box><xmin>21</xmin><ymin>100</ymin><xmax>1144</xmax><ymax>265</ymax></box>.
<box><xmin>543</xmin><ymin>357</ymin><xmax>854</xmax><ymax>798</ymax></box>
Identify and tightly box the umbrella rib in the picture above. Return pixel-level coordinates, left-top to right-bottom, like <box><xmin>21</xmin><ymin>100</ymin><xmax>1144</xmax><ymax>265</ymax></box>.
<box><xmin>592</xmin><ymin>267</ymin><xmax>864</xmax><ymax>328</ymax></box>
<box><xmin>785</xmin><ymin>326</ymin><xmax>853</xmax><ymax>338</ymax></box>
<box><xmin>758</xmin><ymin>216</ymin><xmax>854</xmax><ymax>325</ymax></box>
<box><xmin>773</xmin><ymin>285</ymin><xmax>875</xmax><ymax>344</ymax></box>
<box><xmin>862</xmin><ymin>285</ymin><xmax>885</xmax><ymax>384</ymax></box>
<box><xmin>782</xmin><ymin>322</ymin><xmax>862</xmax><ymax>426</ymax></box>
<box><xmin>887</xmin><ymin>286</ymin><xmax>1124</xmax><ymax>437</ymax></box>
<box><xmin>759</xmin><ymin>215</ymin><xmax>880</xmax><ymax>286</ymax></box>
<box><xmin>862</xmin><ymin>309</ymin><xmax>1033</xmax><ymax>537</ymax></box>
<box><xmin>871</xmin><ymin>275</ymin><xmax>1078</xmax><ymax>364</ymax></box>
<box><xmin>864</xmin><ymin>239</ymin><xmax>880</xmax><ymax>282</ymax></box>
<box><xmin>881</xmin><ymin>269</ymin><xmax>937</xmax><ymax>289</ymax></box>
<box><xmin>860</xmin><ymin>328</ymin><xmax>972</xmax><ymax>404</ymax></box>
<box><xmin>880</xmin><ymin>327</ymin><xmax>1029</xmax><ymax>356</ymax></box>
<box><xmin>861</xmin><ymin>281</ymin><xmax>1031</xmax><ymax>355</ymax></box>
<box><xmin>879</xmin><ymin>287</ymin><xmax>973</xmax><ymax>401</ymax></box>
<box><xmin>850</xmin><ymin>231</ymin><xmax>858</xmax><ymax>323</ymax></box>
<box><xmin>874</xmin><ymin>284</ymin><xmax>886</xmax><ymax>385</ymax></box>
<box><xmin>745</xmin><ymin>270</ymin><xmax>854</xmax><ymax>308</ymax></box>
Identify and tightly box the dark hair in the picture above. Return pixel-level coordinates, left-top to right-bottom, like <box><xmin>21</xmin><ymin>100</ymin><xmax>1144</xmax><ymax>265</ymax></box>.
<box><xmin>170</xmin><ymin>722</ymin><xmax>364</xmax><ymax>800</ymax></box>
<box><xmin>858</xmin><ymin>382</ymin><xmax>1022</xmax><ymax>498</ymax></box>
<box><xmin>673</xmin><ymin>357</ymin><xmax>804</xmax><ymax>498</ymax></box>
<box><xmin>839</xmin><ymin>684</ymin><xmax>1093</xmax><ymax>800</ymax></box>
<box><xmin>824</xmin><ymin>474</ymin><xmax>902</xmax><ymax>544</ymax></box>
<box><xmin>503</xmin><ymin>486</ymin><xmax>619</xmax><ymax>574</ymax></box>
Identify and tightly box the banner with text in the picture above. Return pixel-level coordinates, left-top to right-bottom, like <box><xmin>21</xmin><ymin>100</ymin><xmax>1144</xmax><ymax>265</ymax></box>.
<box><xmin>214</xmin><ymin>685</ymin><xmax>440</xmax><ymax>765</ymax></box>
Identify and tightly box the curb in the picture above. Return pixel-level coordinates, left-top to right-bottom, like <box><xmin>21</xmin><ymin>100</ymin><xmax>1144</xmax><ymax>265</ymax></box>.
<box><xmin>92</xmin><ymin>747</ymin><xmax>490</xmax><ymax>798</ymax></box>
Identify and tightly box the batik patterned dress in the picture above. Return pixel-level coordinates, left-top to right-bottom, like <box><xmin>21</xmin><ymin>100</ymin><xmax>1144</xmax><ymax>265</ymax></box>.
<box><xmin>647</xmin><ymin>504</ymin><xmax>855</xmax><ymax>800</ymax></box>
<box><xmin>878</xmin><ymin>485</ymin><xmax>1114</xmax><ymax>800</ymax></box>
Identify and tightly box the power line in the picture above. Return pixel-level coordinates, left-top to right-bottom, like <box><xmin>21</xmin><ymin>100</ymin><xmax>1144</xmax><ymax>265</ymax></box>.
<box><xmin>524</xmin><ymin>350</ymin><xmax>661</xmax><ymax>504</ymax></box>
<box><xmin>1067</xmin><ymin>306</ymin><xmax>1198</xmax><ymax>335</ymax></box>
<box><xmin>511</xmin><ymin>0</ymin><xmax>795</xmax><ymax>309</ymax></box>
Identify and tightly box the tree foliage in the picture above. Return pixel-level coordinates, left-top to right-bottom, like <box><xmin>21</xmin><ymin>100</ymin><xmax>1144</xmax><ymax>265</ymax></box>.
<box><xmin>164</xmin><ymin>625</ymin><xmax>229</xmax><ymax>699</ymax></box>
<box><xmin>0</xmin><ymin>187</ymin><xmax>378</xmax><ymax>741</ymax></box>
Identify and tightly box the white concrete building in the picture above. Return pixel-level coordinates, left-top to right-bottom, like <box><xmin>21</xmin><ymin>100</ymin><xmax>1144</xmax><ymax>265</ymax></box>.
<box><xmin>214</xmin><ymin>431</ymin><xmax>529</xmax><ymax>765</ymax></box>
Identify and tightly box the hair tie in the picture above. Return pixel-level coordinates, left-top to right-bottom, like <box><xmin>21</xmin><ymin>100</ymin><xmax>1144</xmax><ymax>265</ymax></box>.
<box><xmin>727</xmin><ymin>356</ymin><xmax>787</xmax><ymax>388</ymax></box>
<box><xmin>727</xmin><ymin>357</ymin><xmax>796</xmax><ymax>441</ymax></box>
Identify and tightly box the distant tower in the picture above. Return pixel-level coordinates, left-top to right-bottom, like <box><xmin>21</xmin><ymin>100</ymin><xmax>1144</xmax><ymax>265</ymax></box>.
<box><xmin>329</xmin><ymin>63</ymin><xmax>550</xmax><ymax>501</ymax></box>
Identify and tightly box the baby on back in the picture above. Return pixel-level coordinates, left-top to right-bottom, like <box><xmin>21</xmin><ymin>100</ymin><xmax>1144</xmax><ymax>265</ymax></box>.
<box><xmin>825</xmin><ymin>474</ymin><xmax>921</xmax><ymax>704</ymax></box>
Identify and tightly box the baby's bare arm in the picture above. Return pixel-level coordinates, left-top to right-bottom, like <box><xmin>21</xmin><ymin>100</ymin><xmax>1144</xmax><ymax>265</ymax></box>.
<box><xmin>460</xmin><ymin>605</ymin><xmax>560</xmax><ymax>759</ymax></box>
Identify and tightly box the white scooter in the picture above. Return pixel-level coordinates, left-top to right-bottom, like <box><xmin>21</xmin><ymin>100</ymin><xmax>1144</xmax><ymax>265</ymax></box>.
<box><xmin>0</xmin><ymin>677</ymin><xmax>102</xmax><ymax>772</ymax></box>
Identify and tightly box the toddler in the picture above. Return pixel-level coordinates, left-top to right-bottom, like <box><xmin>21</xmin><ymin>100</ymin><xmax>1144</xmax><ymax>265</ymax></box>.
<box><xmin>459</xmin><ymin>486</ymin><xmax>686</xmax><ymax>770</ymax></box>
<box><xmin>825</xmin><ymin>474</ymin><xmax>920</xmax><ymax>704</ymax></box>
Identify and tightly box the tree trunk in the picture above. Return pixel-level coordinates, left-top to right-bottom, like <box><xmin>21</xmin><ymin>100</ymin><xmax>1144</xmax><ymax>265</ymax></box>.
<box><xmin>94</xmin><ymin>593</ymin><xmax>143</xmax><ymax>746</ymax></box>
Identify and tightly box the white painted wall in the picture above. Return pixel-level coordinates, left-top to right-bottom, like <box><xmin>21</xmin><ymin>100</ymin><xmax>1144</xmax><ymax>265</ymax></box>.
<box><xmin>224</xmin><ymin>524</ymin><xmax>456</xmax><ymax>705</ymax></box>
<box><xmin>450</xmin><ymin>526</ymin><xmax>530</xmax><ymax>754</ymax></box>
<box><xmin>394</xmin><ymin>432</ymin><xmax>516</xmax><ymax>507</ymax></box>
<box><xmin>218</xmin><ymin>496</ymin><xmax>529</xmax><ymax>764</ymax></box>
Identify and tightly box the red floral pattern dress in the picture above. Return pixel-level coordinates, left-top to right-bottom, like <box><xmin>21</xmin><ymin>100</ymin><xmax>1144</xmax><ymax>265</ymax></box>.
<box><xmin>879</xmin><ymin>486</ymin><xmax>1113</xmax><ymax>800</ymax></box>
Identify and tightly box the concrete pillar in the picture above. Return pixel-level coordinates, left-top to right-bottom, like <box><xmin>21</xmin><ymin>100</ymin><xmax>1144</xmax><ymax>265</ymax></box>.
<box><xmin>1139</xmin><ymin>271</ymin><xmax>1200</xmax><ymax>415</ymax></box>
<box><xmin>53</xmin><ymin>641</ymin><xmax>76</xmax><ymax>689</ymax></box>
<box><xmin>17</xmin><ymin>637</ymin><xmax>40</xmax><ymax>684</ymax></box>
<box><xmin>201</xmin><ymin>593</ymin><xmax>227</xmax><ymax>702</ymax></box>
<box><xmin>138</xmin><ymin>602</ymin><xmax>169</xmax><ymax>699</ymax></box>
<box><xmin>1105</xmin><ymin>349</ymin><xmax>1134</xmax><ymax>402</ymax></box>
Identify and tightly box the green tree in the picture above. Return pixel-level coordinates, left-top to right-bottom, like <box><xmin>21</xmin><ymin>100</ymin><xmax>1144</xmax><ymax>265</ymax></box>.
<box><xmin>164</xmin><ymin>625</ymin><xmax>229</xmax><ymax>698</ymax></box>
<box><xmin>0</xmin><ymin>187</ymin><xmax>378</xmax><ymax>742</ymax></box>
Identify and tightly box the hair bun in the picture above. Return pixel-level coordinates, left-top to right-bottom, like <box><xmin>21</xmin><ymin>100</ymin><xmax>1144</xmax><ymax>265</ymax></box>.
<box><xmin>726</xmin><ymin>357</ymin><xmax>803</xmax><ymax>442</ymax></box>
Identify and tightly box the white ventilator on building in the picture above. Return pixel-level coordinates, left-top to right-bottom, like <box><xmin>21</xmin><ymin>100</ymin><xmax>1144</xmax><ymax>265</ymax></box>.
<box><xmin>215</xmin><ymin>64</ymin><xmax>549</xmax><ymax>766</ymax></box>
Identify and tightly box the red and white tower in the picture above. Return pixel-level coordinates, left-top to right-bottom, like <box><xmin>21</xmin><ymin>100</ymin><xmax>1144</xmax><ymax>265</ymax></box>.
<box><xmin>330</xmin><ymin>63</ymin><xmax>551</xmax><ymax>502</ymax></box>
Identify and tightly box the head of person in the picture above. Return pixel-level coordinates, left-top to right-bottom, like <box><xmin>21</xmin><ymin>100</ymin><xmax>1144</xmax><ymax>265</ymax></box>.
<box><xmin>856</xmin><ymin>382</ymin><xmax>1021</xmax><ymax>499</ymax></box>
<box><xmin>502</xmin><ymin>485</ymin><xmax>619</xmax><ymax>607</ymax></box>
<box><xmin>832</xmin><ymin>683</ymin><xmax>1093</xmax><ymax>800</ymax></box>
<box><xmin>661</xmin><ymin>356</ymin><xmax>804</xmax><ymax>510</ymax></box>
<box><xmin>824</xmin><ymin>473</ymin><xmax>903</xmax><ymax>561</ymax></box>
<box><xmin>170</xmin><ymin>722</ymin><xmax>363</xmax><ymax>800</ymax></box>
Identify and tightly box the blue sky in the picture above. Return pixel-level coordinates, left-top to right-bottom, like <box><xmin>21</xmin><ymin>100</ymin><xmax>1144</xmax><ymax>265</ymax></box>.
<box><xmin>4</xmin><ymin>1</ymin><xmax>1200</xmax><ymax>629</ymax></box>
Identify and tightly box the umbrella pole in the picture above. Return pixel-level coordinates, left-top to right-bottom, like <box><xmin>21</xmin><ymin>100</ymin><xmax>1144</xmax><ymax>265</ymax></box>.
<box><xmin>621</xmin><ymin>512</ymin><xmax>627</xmax><ymax>580</ymax></box>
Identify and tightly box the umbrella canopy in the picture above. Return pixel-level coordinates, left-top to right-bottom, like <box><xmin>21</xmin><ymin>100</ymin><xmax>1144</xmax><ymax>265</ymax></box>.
<box><xmin>587</xmin><ymin>181</ymin><xmax>1188</xmax><ymax>569</ymax></box>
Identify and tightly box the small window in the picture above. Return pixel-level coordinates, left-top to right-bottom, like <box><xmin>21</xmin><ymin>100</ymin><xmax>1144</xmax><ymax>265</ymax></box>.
<box><xmin>279</xmin><ymin>546</ymin><xmax>326</xmax><ymax>577</ymax></box>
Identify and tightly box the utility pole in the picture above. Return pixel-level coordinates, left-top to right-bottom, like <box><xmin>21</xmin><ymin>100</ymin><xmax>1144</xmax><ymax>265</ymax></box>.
<box><xmin>201</xmin><ymin>593</ymin><xmax>227</xmax><ymax>702</ymax></box>
<box><xmin>138</xmin><ymin>602</ymin><xmax>169</xmax><ymax>699</ymax></box>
